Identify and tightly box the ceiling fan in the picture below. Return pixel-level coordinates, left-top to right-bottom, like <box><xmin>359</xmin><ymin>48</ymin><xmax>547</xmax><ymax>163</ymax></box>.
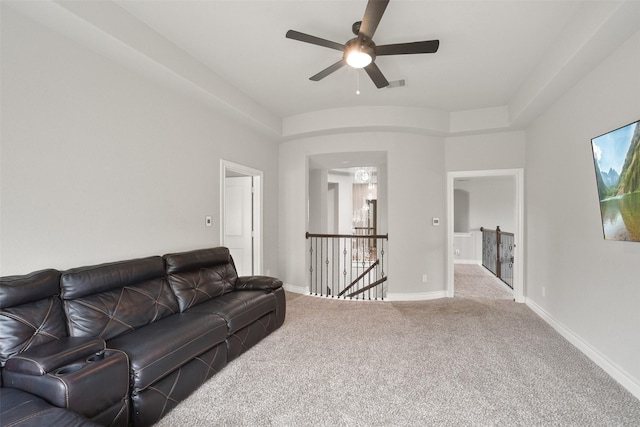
<box><xmin>285</xmin><ymin>0</ymin><xmax>439</xmax><ymax>89</ymax></box>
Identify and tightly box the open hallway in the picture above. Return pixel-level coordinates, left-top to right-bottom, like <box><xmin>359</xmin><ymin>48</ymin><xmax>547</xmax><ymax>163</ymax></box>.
<box><xmin>454</xmin><ymin>263</ymin><xmax>513</xmax><ymax>300</ymax></box>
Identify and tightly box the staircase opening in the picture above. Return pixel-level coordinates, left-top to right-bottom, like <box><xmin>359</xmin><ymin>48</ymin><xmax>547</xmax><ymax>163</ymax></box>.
<box><xmin>307</xmin><ymin>152</ymin><xmax>388</xmax><ymax>299</ymax></box>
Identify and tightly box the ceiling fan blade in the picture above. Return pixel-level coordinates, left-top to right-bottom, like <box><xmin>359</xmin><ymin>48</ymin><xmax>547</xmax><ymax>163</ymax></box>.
<box><xmin>364</xmin><ymin>62</ymin><xmax>389</xmax><ymax>88</ymax></box>
<box><xmin>310</xmin><ymin>60</ymin><xmax>346</xmax><ymax>81</ymax></box>
<box><xmin>376</xmin><ymin>40</ymin><xmax>440</xmax><ymax>56</ymax></box>
<box><xmin>358</xmin><ymin>0</ymin><xmax>389</xmax><ymax>40</ymax></box>
<box><xmin>286</xmin><ymin>30</ymin><xmax>344</xmax><ymax>51</ymax></box>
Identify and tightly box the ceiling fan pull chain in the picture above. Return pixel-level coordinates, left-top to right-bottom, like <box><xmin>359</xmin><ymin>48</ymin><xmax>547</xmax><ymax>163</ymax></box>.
<box><xmin>356</xmin><ymin>71</ymin><xmax>361</xmax><ymax>95</ymax></box>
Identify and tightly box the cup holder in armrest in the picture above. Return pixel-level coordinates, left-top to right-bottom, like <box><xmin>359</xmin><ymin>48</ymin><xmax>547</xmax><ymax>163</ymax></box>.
<box><xmin>53</xmin><ymin>363</ymin><xmax>84</xmax><ymax>376</ymax></box>
<box><xmin>86</xmin><ymin>351</ymin><xmax>105</xmax><ymax>363</ymax></box>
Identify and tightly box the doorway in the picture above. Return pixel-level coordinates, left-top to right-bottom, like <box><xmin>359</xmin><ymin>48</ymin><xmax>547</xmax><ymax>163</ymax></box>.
<box><xmin>220</xmin><ymin>160</ymin><xmax>263</xmax><ymax>276</ymax></box>
<box><xmin>446</xmin><ymin>169</ymin><xmax>524</xmax><ymax>302</ymax></box>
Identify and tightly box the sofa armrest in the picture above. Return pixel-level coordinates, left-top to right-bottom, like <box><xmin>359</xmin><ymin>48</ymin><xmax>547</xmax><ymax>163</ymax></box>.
<box><xmin>4</xmin><ymin>337</ymin><xmax>105</xmax><ymax>375</ymax></box>
<box><xmin>235</xmin><ymin>276</ymin><xmax>283</xmax><ymax>291</ymax></box>
<box><xmin>3</xmin><ymin>348</ymin><xmax>130</xmax><ymax>421</ymax></box>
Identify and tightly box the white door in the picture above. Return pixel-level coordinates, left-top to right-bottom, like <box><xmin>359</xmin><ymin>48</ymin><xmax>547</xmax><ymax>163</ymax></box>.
<box><xmin>224</xmin><ymin>176</ymin><xmax>253</xmax><ymax>276</ymax></box>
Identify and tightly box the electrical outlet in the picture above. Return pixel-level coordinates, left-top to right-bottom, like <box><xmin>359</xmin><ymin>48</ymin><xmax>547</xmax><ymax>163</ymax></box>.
<box><xmin>205</xmin><ymin>216</ymin><xmax>212</xmax><ymax>227</ymax></box>
<box><xmin>422</xmin><ymin>274</ymin><xmax>428</xmax><ymax>283</ymax></box>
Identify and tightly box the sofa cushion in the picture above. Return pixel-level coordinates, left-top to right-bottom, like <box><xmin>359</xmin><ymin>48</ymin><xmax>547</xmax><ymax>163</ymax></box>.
<box><xmin>163</xmin><ymin>247</ymin><xmax>233</xmax><ymax>274</ymax></box>
<box><xmin>164</xmin><ymin>247</ymin><xmax>238</xmax><ymax>312</ymax></box>
<box><xmin>1</xmin><ymin>387</ymin><xmax>101</xmax><ymax>427</ymax></box>
<box><xmin>61</xmin><ymin>257</ymin><xmax>179</xmax><ymax>340</ymax></box>
<box><xmin>167</xmin><ymin>264</ymin><xmax>236</xmax><ymax>312</ymax></box>
<box><xmin>0</xmin><ymin>269</ymin><xmax>61</xmax><ymax>308</ymax></box>
<box><xmin>185</xmin><ymin>290</ymin><xmax>276</xmax><ymax>334</ymax></box>
<box><xmin>106</xmin><ymin>312</ymin><xmax>227</xmax><ymax>391</ymax></box>
<box><xmin>61</xmin><ymin>257</ymin><xmax>165</xmax><ymax>299</ymax></box>
<box><xmin>0</xmin><ymin>270</ymin><xmax>66</xmax><ymax>367</ymax></box>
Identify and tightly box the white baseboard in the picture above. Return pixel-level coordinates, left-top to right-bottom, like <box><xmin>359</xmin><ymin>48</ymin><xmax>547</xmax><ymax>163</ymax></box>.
<box><xmin>454</xmin><ymin>259</ymin><xmax>481</xmax><ymax>265</ymax></box>
<box><xmin>283</xmin><ymin>283</ymin><xmax>308</xmax><ymax>294</ymax></box>
<box><xmin>386</xmin><ymin>290</ymin><xmax>447</xmax><ymax>301</ymax></box>
<box><xmin>283</xmin><ymin>284</ymin><xmax>447</xmax><ymax>302</ymax></box>
<box><xmin>526</xmin><ymin>298</ymin><xmax>640</xmax><ymax>400</ymax></box>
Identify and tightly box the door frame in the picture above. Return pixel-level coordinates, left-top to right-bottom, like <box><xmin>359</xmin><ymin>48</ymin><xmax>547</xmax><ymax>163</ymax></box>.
<box><xmin>220</xmin><ymin>160</ymin><xmax>263</xmax><ymax>275</ymax></box>
<box><xmin>446</xmin><ymin>168</ymin><xmax>524</xmax><ymax>302</ymax></box>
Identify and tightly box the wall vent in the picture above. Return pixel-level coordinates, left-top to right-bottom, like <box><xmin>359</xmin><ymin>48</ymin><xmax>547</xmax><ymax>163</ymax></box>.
<box><xmin>386</xmin><ymin>79</ymin><xmax>406</xmax><ymax>89</ymax></box>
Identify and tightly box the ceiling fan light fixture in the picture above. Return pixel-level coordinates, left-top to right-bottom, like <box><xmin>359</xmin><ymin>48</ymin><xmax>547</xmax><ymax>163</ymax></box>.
<box><xmin>346</xmin><ymin>49</ymin><xmax>372</xmax><ymax>68</ymax></box>
<box><xmin>344</xmin><ymin>38</ymin><xmax>375</xmax><ymax>69</ymax></box>
<box><xmin>286</xmin><ymin>0</ymin><xmax>440</xmax><ymax>88</ymax></box>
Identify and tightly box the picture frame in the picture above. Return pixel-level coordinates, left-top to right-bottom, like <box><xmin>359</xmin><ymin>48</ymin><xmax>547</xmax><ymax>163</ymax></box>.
<box><xmin>591</xmin><ymin>119</ymin><xmax>640</xmax><ymax>241</ymax></box>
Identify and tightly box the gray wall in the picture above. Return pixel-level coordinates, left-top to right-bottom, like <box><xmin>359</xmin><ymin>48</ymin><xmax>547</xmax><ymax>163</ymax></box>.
<box><xmin>3</xmin><ymin>1</ymin><xmax>639</xmax><ymax>400</ymax></box>
<box><xmin>457</xmin><ymin>178</ymin><xmax>516</xmax><ymax>233</ymax></box>
<box><xmin>0</xmin><ymin>7</ymin><xmax>280</xmax><ymax>275</ymax></box>
<box><xmin>445</xmin><ymin>131</ymin><xmax>526</xmax><ymax>172</ymax></box>
<box><xmin>526</xmin><ymin>29</ymin><xmax>640</xmax><ymax>389</ymax></box>
<box><xmin>279</xmin><ymin>132</ymin><xmax>445</xmax><ymax>298</ymax></box>
<box><xmin>454</xmin><ymin>189</ymin><xmax>470</xmax><ymax>233</ymax></box>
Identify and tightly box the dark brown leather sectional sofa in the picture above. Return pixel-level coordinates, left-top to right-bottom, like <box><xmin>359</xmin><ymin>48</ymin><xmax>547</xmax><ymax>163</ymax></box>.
<box><xmin>0</xmin><ymin>247</ymin><xmax>286</xmax><ymax>426</ymax></box>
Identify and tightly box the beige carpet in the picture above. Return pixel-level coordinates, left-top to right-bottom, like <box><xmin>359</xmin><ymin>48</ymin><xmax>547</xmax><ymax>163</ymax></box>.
<box><xmin>154</xmin><ymin>290</ymin><xmax>640</xmax><ymax>426</ymax></box>
<box><xmin>454</xmin><ymin>263</ymin><xmax>513</xmax><ymax>300</ymax></box>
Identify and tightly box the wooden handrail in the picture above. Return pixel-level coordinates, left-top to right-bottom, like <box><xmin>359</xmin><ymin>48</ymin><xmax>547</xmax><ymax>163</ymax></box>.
<box><xmin>306</xmin><ymin>232</ymin><xmax>389</xmax><ymax>240</ymax></box>
<box><xmin>480</xmin><ymin>226</ymin><xmax>514</xmax><ymax>237</ymax></box>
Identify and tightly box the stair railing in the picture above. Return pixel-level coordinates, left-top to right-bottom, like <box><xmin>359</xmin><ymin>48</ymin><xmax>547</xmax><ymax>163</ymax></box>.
<box><xmin>305</xmin><ymin>232</ymin><xmax>388</xmax><ymax>300</ymax></box>
<box><xmin>480</xmin><ymin>226</ymin><xmax>514</xmax><ymax>289</ymax></box>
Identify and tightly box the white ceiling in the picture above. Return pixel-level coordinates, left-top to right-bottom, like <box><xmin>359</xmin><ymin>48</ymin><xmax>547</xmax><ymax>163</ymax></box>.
<box><xmin>7</xmin><ymin>0</ymin><xmax>640</xmax><ymax>137</ymax></box>
<box><xmin>114</xmin><ymin>0</ymin><xmax>582</xmax><ymax>118</ymax></box>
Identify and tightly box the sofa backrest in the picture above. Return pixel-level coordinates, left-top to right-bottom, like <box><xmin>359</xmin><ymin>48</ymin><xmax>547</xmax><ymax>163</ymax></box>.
<box><xmin>60</xmin><ymin>256</ymin><xmax>178</xmax><ymax>340</ymax></box>
<box><xmin>0</xmin><ymin>269</ymin><xmax>66</xmax><ymax>368</ymax></box>
<box><xmin>163</xmin><ymin>247</ymin><xmax>238</xmax><ymax>312</ymax></box>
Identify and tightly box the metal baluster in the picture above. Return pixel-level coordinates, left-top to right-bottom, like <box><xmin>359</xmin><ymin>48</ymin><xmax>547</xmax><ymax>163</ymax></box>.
<box><xmin>315</xmin><ymin>238</ymin><xmax>319</xmax><ymax>295</ymax></box>
<box><xmin>327</xmin><ymin>237</ymin><xmax>332</xmax><ymax>297</ymax></box>
<box><xmin>321</xmin><ymin>237</ymin><xmax>325</xmax><ymax>297</ymax></box>
<box><xmin>360</xmin><ymin>237</ymin><xmax>364</xmax><ymax>300</ymax></box>
<box><xmin>350</xmin><ymin>236</ymin><xmax>354</xmax><ymax>300</ymax></box>
<box><xmin>309</xmin><ymin>238</ymin><xmax>313</xmax><ymax>295</ymax></box>
<box><xmin>320</xmin><ymin>237</ymin><xmax>328</xmax><ymax>296</ymax></box>
<box><xmin>356</xmin><ymin>236</ymin><xmax>360</xmax><ymax>299</ymax></box>
<box><xmin>374</xmin><ymin>238</ymin><xmax>378</xmax><ymax>300</ymax></box>
<box><xmin>375</xmin><ymin>240</ymin><xmax>378</xmax><ymax>300</ymax></box>
<box><xmin>305</xmin><ymin>233</ymin><xmax>388</xmax><ymax>300</ymax></box>
<box><xmin>342</xmin><ymin>237</ymin><xmax>347</xmax><ymax>300</ymax></box>
<box><xmin>368</xmin><ymin>259</ymin><xmax>371</xmax><ymax>300</ymax></box>
<box><xmin>380</xmin><ymin>238</ymin><xmax>385</xmax><ymax>300</ymax></box>
<box><xmin>331</xmin><ymin>237</ymin><xmax>334</xmax><ymax>297</ymax></box>
<box><xmin>367</xmin><ymin>239</ymin><xmax>371</xmax><ymax>301</ymax></box>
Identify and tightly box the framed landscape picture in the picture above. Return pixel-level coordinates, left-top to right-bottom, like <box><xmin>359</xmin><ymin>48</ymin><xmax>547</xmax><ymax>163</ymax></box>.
<box><xmin>591</xmin><ymin>119</ymin><xmax>640</xmax><ymax>241</ymax></box>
